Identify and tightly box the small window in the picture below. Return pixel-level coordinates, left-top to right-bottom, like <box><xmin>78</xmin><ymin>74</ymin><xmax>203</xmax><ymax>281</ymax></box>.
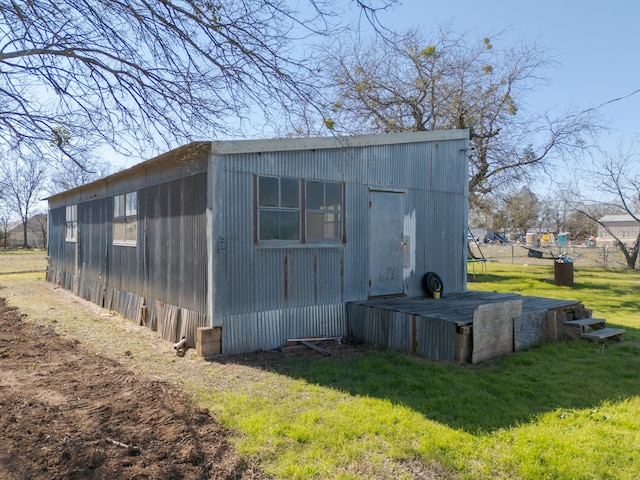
<box><xmin>258</xmin><ymin>177</ymin><xmax>300</xmax><ymax>241</ymax></box>
<box><xmin>306</xmin><ymin>181</ymin><xmax>343</xmax><ymax>242</ymax></box>
<box><xmin>65</xmin><ymin>205</ymin><xmax>77</xmax><ymax>242</ymax></box>
<box><xmin>622</xmin><ymin>231</ymin><xmax>629</xmax><ymax>238</ymax></box>
<box><xmin>113</xmin><ymin>192</ymin><xmax>137</xmax><ymax>245</ymax></box>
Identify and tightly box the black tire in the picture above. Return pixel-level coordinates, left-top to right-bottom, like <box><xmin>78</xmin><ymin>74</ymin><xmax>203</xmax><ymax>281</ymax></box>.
<box><xmin>422</xmin><ymin>272</ymin><xmax>443</xmax><ymax>296</ymax></box>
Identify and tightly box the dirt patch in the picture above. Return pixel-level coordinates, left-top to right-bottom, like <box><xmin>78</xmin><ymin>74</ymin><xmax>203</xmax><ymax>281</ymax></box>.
<box><xmin>0</xmin><ymin>298</ymin><xmax>268</xmax><ymax>480</ymax></box>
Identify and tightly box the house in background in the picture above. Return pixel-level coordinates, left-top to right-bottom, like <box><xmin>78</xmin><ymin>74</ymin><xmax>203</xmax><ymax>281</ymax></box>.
<box><xmin>598</xmin><ymin>214</ymin><xmax>640</xmax><ymax>246</ymax></box>
<box><xmin>46</xmin><ymin>130</ymin><xmax>471</xmax><ymax>355</ymax></box>
<box><xmin>4</xmin><ymin>213</ymin><xmax>48</xmax><ymax>248</ymax></box>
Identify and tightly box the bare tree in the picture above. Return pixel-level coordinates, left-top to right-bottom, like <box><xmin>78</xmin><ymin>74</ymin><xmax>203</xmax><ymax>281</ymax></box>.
<box><xmin>0</xmin><ymin>151</ymin><xmax>48</xmax><ymax>248</ymax></box>
<box><xmin>313</xmin><ymin>27</ymin><xmax>600</xmax><ymax>203</ymax></box>
<box><xmin>0</xmin><ymin>199</ymin><xmax>13</xmax><ymax>249</ymax></box>
<box><xmin>48</xmin><ymin>157</ymin><xmax>115</xmax><ymax>194</ymax></box>
<box><xmin>0</xmin><ymin>0</ymin><xmax>395</xmax><ymax>166</ymax></box>
<box><xmin>570</xmin><ymin>144</ymin><xmax>640</xmax><ymax>269</ymax></box>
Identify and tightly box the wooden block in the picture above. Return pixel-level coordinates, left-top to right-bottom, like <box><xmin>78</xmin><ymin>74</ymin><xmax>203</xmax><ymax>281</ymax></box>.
<box><xmin>197</xmin><ymin>326</ymin><xmax>221</xmax><ymax>343</ymax></box>
<box><xmin>197</xmin><ymin>327</ymin><xmax>222</xmax><ymax>356</ymax></box>
<box><xmin>197</xmin><ymin>339</ymin><xmax>221</xmax><ymax>357</ymax></box>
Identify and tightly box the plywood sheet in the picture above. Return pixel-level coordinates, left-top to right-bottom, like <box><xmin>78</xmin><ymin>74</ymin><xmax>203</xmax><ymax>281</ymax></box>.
<box><xmin>472</xmin><ymin>300</ymin><xmax>522</xmax><ymax>363</ymax></box>
<box><xmin>514</xmin><ymin>310</ymin><xmax>548</xmax><ymax>350</ymax></box>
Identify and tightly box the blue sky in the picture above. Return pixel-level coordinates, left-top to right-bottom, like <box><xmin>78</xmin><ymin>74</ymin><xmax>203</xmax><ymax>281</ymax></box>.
<box><xmin>375</xmin><ymin>0</ymin><xmax>640</xmax><ymax>159</ymax></box>
<box><xmin>112</xmin><ymin>0</ymin><xmax>638</xmax><ymax>178</ymax></box>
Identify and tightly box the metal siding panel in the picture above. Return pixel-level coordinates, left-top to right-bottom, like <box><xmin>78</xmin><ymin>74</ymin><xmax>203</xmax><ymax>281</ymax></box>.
<box><xmin>141</xmin><ymin>174</ymin><xmax>208</xmax><ymax>315</ymax></box>
<box><xmin>224</xmin><ymin>313</ymin><xmax>260</xmax><ymax>354</ymax></box>
<box><xmin>343</xmin><ymin>183</ymin><xmax>369</xmax><ymax>300</ymax></box>
<box><xmin>346</xmin><ymin>302</ymin><xmax>457</xmax><ymax>361</ymax></box>
<box><xmin>46</xmin><ymin>207</ymin><xmax>67</xmax><ymax>273</ymax></box>
<box><xmin>78</xmin><ymin>199</ymin><xmax>108</xmax><ymax>286</ymax></box>
<box><xmin>416</xmin><ymin>316</ymin><xmax>457</xmax><ymax>362</ymax></box>
<box><xmin>222</xmin><ymin>169</ymin><xmax>255</xmax><ymax>315</ymax></box>
<box><xmin>223</xmin><ymin>304</ymin><xmax>346</xmax><ymax>354</ymax></box>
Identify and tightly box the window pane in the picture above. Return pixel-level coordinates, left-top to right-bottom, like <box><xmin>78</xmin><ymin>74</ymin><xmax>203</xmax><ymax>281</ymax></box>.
<box><xmin>126</xmin><ymin>192</ymin><xmax>137</xmax><ymax>216</ymax></box>
<box><xmin>279</xmin><ymin>211</ymin><xmax>300</xmax><ymax>240</ymax></box>
<box><xmin>259</xmin><ymin>177</ymin><xmax>279</xmax><ymax>207</ymax></box>
<box><xmin>307</xmin><ymin>212</ymin><xmax>341</xmax><ymax>241</ymax></box>
<box><xmin>66</xmin><ymin>205</ymin><xmax>77</xmax><ymax>221</ymax></box>
<box><xmin>259</xmin><ymin>210</ymin><xmax>280</xmax><ymax>240</ymax></box>
<box><xmin>125</xmin><ymin>219</ymin><xmax>137</xmax><ymax>243</ymax></box>
<box><xmin>113</xmin><ymin>219</ymin><xmax>125</xmax><ymax>241</ymax></box>
<box><xmin>306</xmin><ymin>181</ymin><xmax>324</xmax><ymax>209</ymax></box>
<box><xmin>325</xmin><ymin>213</ymin><xmax>342</xmax><ymax>241</ymax></box>
<box><xmin>280</xmin><ymin>178</ymin><xmax>299</xmax><ymax>208</ymax></box>
<box><xmin>65</xmin><ymin>221</ymin><xmax>77</xmax><ymax>242</ymax></box>
<box><xmin>114</xmin><ymin>195</ymin><xmax>124</xmax><ymax>218</ymax></box>
<box><xmin>325</xmin><ymin>183</ymin><xmax>342</xmax><ymax>210</ymax></box>
<box><xmin>306</xmin><ymin>212</ymin><xmax>325</xmax><ymax>240</ymax></box>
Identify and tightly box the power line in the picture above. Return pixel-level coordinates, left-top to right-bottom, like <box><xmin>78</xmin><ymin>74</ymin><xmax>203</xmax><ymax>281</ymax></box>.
<box><xmin>575</xmin><ymin>87</ymin><xmax>640</xmax><ymax>117</ymax></box>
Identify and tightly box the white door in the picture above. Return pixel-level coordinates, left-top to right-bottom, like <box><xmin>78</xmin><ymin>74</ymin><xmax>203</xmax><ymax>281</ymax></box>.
<box><xmin>369</xmin><ymin>191</ymin><xmax>404</xmax><ymax>297</ymax></box>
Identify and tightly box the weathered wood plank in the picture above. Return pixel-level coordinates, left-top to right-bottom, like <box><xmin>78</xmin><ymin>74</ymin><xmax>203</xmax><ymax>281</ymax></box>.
<box><xmin>472</xmin><ymin>300</ymin><xmax>522</xmax><ymax>364</ymax></box>
<box><xmin>582</xmin><ymin>327</ymin><xmax>625</xmax><ymax>340</ymax></box>
<box><xmin>515</xmin><ymin>310</ymin><xmax>548</xmax><ymax>351</ymax></box>
<box><xmin>299</xmin><ymin>341</ymin><xmax>332</xmax><ymax>356</ymax></box>
<box><xmin>564</xmin><ymin>318</ymin><xmax>606</xmax><ymax>327</ymax></box>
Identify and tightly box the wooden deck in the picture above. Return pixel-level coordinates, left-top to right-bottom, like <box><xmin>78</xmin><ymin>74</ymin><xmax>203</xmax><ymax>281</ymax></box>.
<box><xmin>347</xmin><ymin>291</ymin><xmax>582</xmax><ymax>363</ymax></box>
<box><xmin>351</xmin><ymin>291</ymin><xmax>579</xmax><ymax>326</ymax></box>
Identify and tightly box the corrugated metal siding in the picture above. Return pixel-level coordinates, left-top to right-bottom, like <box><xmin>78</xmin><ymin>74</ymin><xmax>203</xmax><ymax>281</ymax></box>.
<box><xmin>223</xmin><ymin>304</ymin><xmax>345</xmax><ymax>354</ymax></box>
<box><xmin>212</xmin><ymin>134</ymin><xmax>469</xmax><ymax>354</ymax></box>
<box><xmin>47</xmin><ymin>168</ymin><xmax>209</xmax><ymax>343</ymax></box>
<box><xmin>139</xmin><ymin>174</ymin><xmax>208</xmax><ymax>313</ymax></box>
<box><xmin>346</xmin><ymin>303</ymin><xmax>457</xmax><ymax>361</ymax></box>
<box><xmin>78</xmin><ymin>198</ymin><xmax>108</xmax><ymax>285</ymax></box>
<box><xmin>46</xmin><ymin>207</ymin><xmax>63</xmax><ymax>277</ymax></box>
<box><xmin>48</xmin><ymin>132</ymin><xmax>468</xmax><ymax>354</ymax></box>
<box><xmin>415</xmin><ymin>316</ymin><xmax>457</xmax><ymax>362</ymax></box>
<box><xmin>344</xmin><ymin>183</ymin><xmax>369</xmax><ymax>300</ymax></box>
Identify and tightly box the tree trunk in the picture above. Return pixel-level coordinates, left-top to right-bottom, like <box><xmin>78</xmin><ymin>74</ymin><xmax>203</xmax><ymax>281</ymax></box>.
<box><xmin>22</xmin><ymin>220</ymin><xmax>28</xmax><ymax>249</ymax></box>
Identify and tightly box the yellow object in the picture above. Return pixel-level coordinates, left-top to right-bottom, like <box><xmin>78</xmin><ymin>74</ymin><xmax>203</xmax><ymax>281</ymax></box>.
<box><xmin>433</xmin><ymin>291</ymin><xmax>441</xmax><ymax>299</ymax></box>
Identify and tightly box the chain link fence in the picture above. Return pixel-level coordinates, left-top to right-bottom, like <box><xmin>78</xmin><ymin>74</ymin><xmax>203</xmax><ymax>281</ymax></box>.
<box><xmin>469</xmin><ymin>243</ymin><xmax>633</xmax><ymax>269</ymax></box>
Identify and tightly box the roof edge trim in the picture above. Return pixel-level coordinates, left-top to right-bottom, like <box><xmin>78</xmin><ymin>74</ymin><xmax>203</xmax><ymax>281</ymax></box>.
<box><xmin>211</xmin><ymin>130</ymin><xmax>469</xmax><ymax>155</ymax></box>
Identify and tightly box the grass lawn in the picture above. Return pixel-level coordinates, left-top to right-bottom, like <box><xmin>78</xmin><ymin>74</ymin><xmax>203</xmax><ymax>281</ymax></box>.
<box><xmin>2</xmin><ymin>252</ymin><xmax>640</xmax><ymax>479</ymax></box>
<box><xmin>0</xmin><ymin>248</ymin><xmax>47</xmax><ymax>274</ymax></box>
<box><xmin>197</xmin><ymin>262</ymin><xmax>640</xmax><ymax>479</ymax></box>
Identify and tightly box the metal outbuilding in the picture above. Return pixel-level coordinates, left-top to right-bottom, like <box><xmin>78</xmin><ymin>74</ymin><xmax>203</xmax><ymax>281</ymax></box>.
<box><xmin>47</xmin><ymin>130</ymin><xmax>471</xmax><ymax>355</ymax></box>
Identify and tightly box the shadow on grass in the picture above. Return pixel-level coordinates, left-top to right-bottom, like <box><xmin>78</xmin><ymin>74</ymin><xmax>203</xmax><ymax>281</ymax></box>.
<box><xmin>467</xmin><ymin>273</ymin><xmax>525</xmax><ymax>283</ymax></box>
<box><xmin>220</xmin><ymin>265</ymin><xmax>640</xmax><ymax>435</ymax></box>
<box><xmin>227</xmin><ymin>328</ymin><xmax>640</xmax><ymax>435</ymax></box>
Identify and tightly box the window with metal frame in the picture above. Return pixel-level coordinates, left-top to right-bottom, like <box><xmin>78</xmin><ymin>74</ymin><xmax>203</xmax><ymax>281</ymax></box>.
<box><xmin>65</xmin><ymin>205</ymin><xmax>77</xmax><ymax>242</ymax></box>
<box><xmin>257</xmin><ymin>176</ymin><xmax>300</xmax><ymax>242</ymax></box>
<box><xmin>305</xmin><ymin>180</ymin><xmax>343</xmax><ymax>242</ymax></box>
<box><xmin>113</xmin><ymin>192</ymin><xmax>137</xmax><ymax>245</ymax></box>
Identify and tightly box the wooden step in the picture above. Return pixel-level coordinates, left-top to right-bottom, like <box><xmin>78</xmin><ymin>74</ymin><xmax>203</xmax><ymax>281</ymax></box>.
<box><xmin>563</xmin><ymin>318</ymin><xmax>607</xmax><ymax>339</ymax></box>
<box><xmin>581</xmin><ymin>327</ymin><xmax>625</xmax><ymax>342</ymax></box>
<box><xmin>564</xmin><ymin>318</ymin><xmax>606</xmax><ymax>328</ymax></box>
